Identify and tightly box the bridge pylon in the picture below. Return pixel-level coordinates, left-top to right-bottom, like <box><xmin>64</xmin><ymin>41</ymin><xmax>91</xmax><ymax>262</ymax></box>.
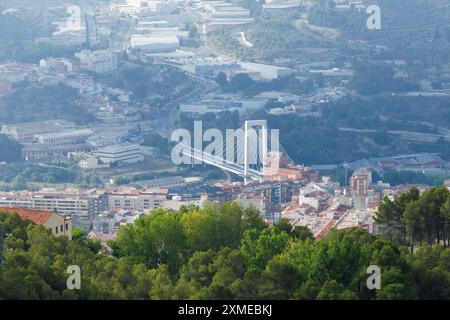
<box><xmin>244</xmin><ymin>120</ymin><xmax>268</xmax><ymax>185</ymax></box>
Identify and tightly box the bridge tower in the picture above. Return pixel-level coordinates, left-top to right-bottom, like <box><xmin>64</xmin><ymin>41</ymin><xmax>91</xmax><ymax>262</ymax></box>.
<box><xmin>244</xmin><ymin>120</ymin><xmax>268</xmax><ymax>185</ymax></box>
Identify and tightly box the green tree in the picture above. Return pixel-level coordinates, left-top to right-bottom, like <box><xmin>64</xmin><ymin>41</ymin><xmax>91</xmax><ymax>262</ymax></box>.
<box><xmin>111</xmin><ymin>209</ymin><xmax>186</xmax><ymax>274</ymax></box>
<box><xmin>72</xmin><ymin>227</ymin><xmax>84</xmax><ymax>241</ymax></box>
<box><xmin>273</xmin><ymin>218</ymin><xmax>293</xmax><ymax>236</ymax></box>
<box><xmin>376</xmin><ymin>267</ymin><xmax>417</xmax><ymax>300</ymax></box>
<box><xmin>242</xmin><ymin>205</ymin><xmax>267</xmax><ymax>232</ymax></box>
<box><xmin>375</xmin><ymin>196</ymin><xmax>402</xmax><ymax>242</ymax></box>
<box><xmin>181</xmin><ymin>210</ymin><xmax>218</xmax><ymax>254</ymax></box>
<box><xmin>291</xmin><ymin>226</ymin><xmax>314</xmax><ymax>241</ymax></box>
<box><xmin>229</xmin><ymin>268</ymin><xmax>263</xmax><ymax>299</ymax></box>
<box><xmin>259</xmin><ymin>257</ymin><xmax>302</xmax><ymax>299</ymax></box>
<box><xmin>316</xmin><ymin>280</ymin><xmax>358</xmax><ymax>300</ymax></box>
<box><xmin>240</xmin><ymin>228</ymin><xmax>290</xmax><ymax>269</ymax></box>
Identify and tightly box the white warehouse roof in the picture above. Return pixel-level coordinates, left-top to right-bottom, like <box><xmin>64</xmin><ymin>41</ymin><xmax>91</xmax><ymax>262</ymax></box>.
<box><xmin>130</xmin><ymin>34</ymin><xmax>180</xmax><ymax>52</ymax></box>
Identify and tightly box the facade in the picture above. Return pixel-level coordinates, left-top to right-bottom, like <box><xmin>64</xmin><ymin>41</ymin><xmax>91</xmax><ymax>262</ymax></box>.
<box><xmin>34</xmin><ymin>129</ymin><xmax>94</xmax><ymax>145</ymax></box>
<box><xmin>348</xmin><ymin>153</ymin><xmax>449</xmax><ymax>177</ymax></box>
<box><xmin>1</xmin><ymin>207</ymin><xmax>72</xmax><ymax>240</ymax></box>
<box><xmin>263</xmin><ymin>1</ymin><xmax>302</xmax><ymax>16</ymax></box>
<box><xmin>79</xmin><ymin>155</ymin><xmax>110</xmax><ymax>170</ymax></box>
<box><xmin>1</xmin><ymin>120</ymin><xmax>76</xmax><ymax>143</ymax></box>
<box><xmin>131</xmin><ymin>176</ymin><xmax>187</xmax><ymax>189</ymax></box>
<box><xmin>179</xmin><ymin>104</ymin><xmax>209</xmax><ymax>114</ymax></box>
<box><xmin>350</xmin><ymin>168</ymin><xmax>372</xmax><ymax>197</ymax></box>
<box><xmin>240</xmin><ymin>62</ymin><xmax>294</xmax><ymax>80</ymax></box>
<box><xmin>39</xmin><ymin>58</ymin><xmax>74</xmax><ymax>73</ymax></box>
<box><xmin>107</xmin><ymin>187</ymin><xmax>167</xmax><ymax>211</ymax></box>
<box><xmin>21</xmin><ymin>143</ymin><xmax>92</xmax><ymax>160</ymax></box>
<box><xmin>92</xmin><ymin>211</ymin><xmax>116</xmax><ymax>235</ymax></box>
<box><xmin>0</xmin><ymin>187</ymin><xmax>167</xmax><ymax>232</ymax></box>
<box><xmin>298</xmin><ymin>183</ymin><xmax>332</xmax><ymax>213</ymax></box>
<box><xmin>266</xmin><ymin>165</ymin><xmax>318</xmax><ymax>183</ymax></box>
<box><xmin>203</xmin><ymin>1</ymin><xmax>254</xmax><ymax>26</ymax></box>
<box><xmin>181</xmin><ymin>62</ymin><xmax>241</xmax><ymax>77</ymax></box>
<box><xmin>93</xmin><ymin>143</ymin><xmax>144</xmax><ymax>164</ymax></box>
<box><xmin>90</xmin><ymin>208</ymin><xmax>149</xmax><ymax>242</ymax></box>
<box><xmin>237</xmin><ymin>197</ymin><xmax>267</xmax><ymax>215</ymax></box>
<box><xmin>130</xmin><ymin>34</ymin><xmax>180</xmax><ymax>53</ymax></box>
<box><xmin>75</xmin><ymin>49</ymin><xmax>119</xmax><ymax>73</ymax></box>
<box><xmin>350</xmin><ymin>168</ymin><xmax>372</xmax><ymax>210</ymax></box>
<box><xmin>0</xmin><ymin>189</ymin><xmax>107</xmax><ymax>232</ymax></box>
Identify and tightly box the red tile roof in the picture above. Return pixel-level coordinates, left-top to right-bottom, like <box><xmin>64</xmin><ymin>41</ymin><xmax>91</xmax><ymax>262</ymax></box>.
<box><xmin>0</xmin><ymin>207</ymin><xmax>54</xmax><ymax>225</ymax></box>
<box><xmin>315</xmin><ymin>219</ymin><xmax>335</xmax><ymax>240</ymax></box>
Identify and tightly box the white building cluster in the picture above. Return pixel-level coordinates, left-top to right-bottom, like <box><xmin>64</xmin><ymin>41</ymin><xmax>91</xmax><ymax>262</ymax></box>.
<box><xmin>0</xmin><ymin>186</ymin><xmax>168</xmax><ymax>233</ymax></box>
<box><xmin>1</xmin><ymin>120</ymin><xmax>77</xmax><ymax>143</ymax></box>
<box><xmin>282</xmin><ymin>169</ymin><xmax>381</xmax><ymax>238</ymax></box>
<box><xmin>75</xmin><ymin>49</ymin><xmax>120</xmax><ymax>73</ymax></box>
<box><xmin>199</xmin><ymin>1</ymin><xmax>254</xmax><ymax>27</ymax></box>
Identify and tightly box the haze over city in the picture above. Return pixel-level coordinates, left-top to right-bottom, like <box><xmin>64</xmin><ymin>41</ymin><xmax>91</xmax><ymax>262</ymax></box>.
<box><xmin>0</xmin><ymin>0</ymin><xmax>450</xmax><ymax>307</ymax></box>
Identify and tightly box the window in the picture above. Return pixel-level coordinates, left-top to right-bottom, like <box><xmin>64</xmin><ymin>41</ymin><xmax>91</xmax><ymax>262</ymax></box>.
<box><xmin>61</xmin><ymin>225</ymin><xmax>63</xmax><ymax>232</ymax></box>
<box><xmin>55</xmin><ymin>227</ymin><xmax>58</xmax><ymax>234</ymax></box>
<box><xmin>66</xmin><ymin>223</ymin><xmax>69</xmax><ymax>231</ymax></box>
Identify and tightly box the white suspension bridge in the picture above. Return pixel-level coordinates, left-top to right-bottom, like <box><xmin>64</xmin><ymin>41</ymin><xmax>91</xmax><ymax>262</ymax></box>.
<box><xmin>178</xmin><ymin>120</ymin><xmax>294</xmax><ymax>185</ymax></box>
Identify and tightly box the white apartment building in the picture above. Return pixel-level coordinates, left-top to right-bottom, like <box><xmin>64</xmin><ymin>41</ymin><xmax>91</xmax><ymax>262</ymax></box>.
<box><xmin>75</xmin><ymin>49</ymin><xmax>119</xmax><ymax>73</ymax></box>
<box><xmin>0</xmin><ymin>187</ymin><xmax>168</xmax><ymax>232</ymax></box>
<box><xmin>0</xmin><ymin>189</ymin><xmax>108</xmax><ymax>232</ymax></box>
<box><xmin>107</xmin><ymin>187</ymin><xmax>167</xmax><ymax>211</ymax></box>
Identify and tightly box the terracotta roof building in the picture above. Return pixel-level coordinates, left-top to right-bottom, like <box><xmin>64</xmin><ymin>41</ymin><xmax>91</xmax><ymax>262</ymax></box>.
<box><xmin>0</xmin><ymin>207</ymin><xmax>72</xmax><ymax>240</ymax></box>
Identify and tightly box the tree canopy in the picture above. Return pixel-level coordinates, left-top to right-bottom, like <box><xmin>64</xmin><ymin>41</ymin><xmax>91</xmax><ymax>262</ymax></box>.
<box><xmin>0</xmin><ymin>197</ymin><xmax>449</xmax><ymax>300</ymax></box>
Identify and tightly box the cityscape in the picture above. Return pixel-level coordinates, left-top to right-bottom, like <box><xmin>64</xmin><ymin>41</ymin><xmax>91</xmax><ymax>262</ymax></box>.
<box><xmin>0</xmin><ymin>0</ymin><xmax>450</xmax><ymax>306</ymax></box>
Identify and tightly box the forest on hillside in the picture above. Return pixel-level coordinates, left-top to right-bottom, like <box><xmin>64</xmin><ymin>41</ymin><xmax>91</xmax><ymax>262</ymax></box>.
<box><xmin>1</xmin><ymin>188</ymin><xmax>450</xmax><ymax>300</ymax></box>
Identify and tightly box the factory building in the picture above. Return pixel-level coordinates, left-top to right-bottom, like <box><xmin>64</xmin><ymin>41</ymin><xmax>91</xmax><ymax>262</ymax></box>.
<box><xmin>130</xmin><ymin>34</ymin><xmax>180</xmax><ymax>53</ymax></box>
<box><xmin>1</xmin><ymin>120</ymin><xmax>76</xmax><ymax>143</ymax></box>
<box><xmin>34</xmin><ymin>129</ymin><xmax>94</xmax><ymax>145</ymax></box>
<box><xmin>93</xmin><ymin>143</ymin><xmax>144</xmax><ymax>164</ymax></box>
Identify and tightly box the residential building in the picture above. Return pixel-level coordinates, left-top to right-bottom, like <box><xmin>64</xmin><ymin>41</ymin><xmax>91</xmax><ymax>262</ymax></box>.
<box><xmin>75</xmin><ymin>49</ymin><xmax>120</xmax><ymax>73</ymax></box>
<box><xmin>39</xmin><ymin>58</ymin><xmax>75</xmax><ymax>73</ymax></box>
<box><xmin>350</xmin><ymin>168</ymin><xmax>372</xmax><ymax>197</ymax></box>
<box><xmin>350</xmin><ymin>168</ymin><xmax>372</xmax><ymax>210</ymax></box>
<box><xmin>0</xmin><ymin>189</ymin><xmax>107</xmax><ymax>232</ymax></box>
<box><xmin>107</xmin><ymin>187</ymin><xmax>167</xmax><ymax>211</ymax></box>
<box><xmin>1</xmin><ymin>207</ymin><xmax>72</xmax><ymax>240</ymax></box>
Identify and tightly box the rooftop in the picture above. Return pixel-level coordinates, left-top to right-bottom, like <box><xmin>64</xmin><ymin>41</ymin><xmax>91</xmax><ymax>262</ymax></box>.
<box><xmin>0</xmin><ymin>207</ymin><xmax>54</xmax><ymax>224</ymax></box>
